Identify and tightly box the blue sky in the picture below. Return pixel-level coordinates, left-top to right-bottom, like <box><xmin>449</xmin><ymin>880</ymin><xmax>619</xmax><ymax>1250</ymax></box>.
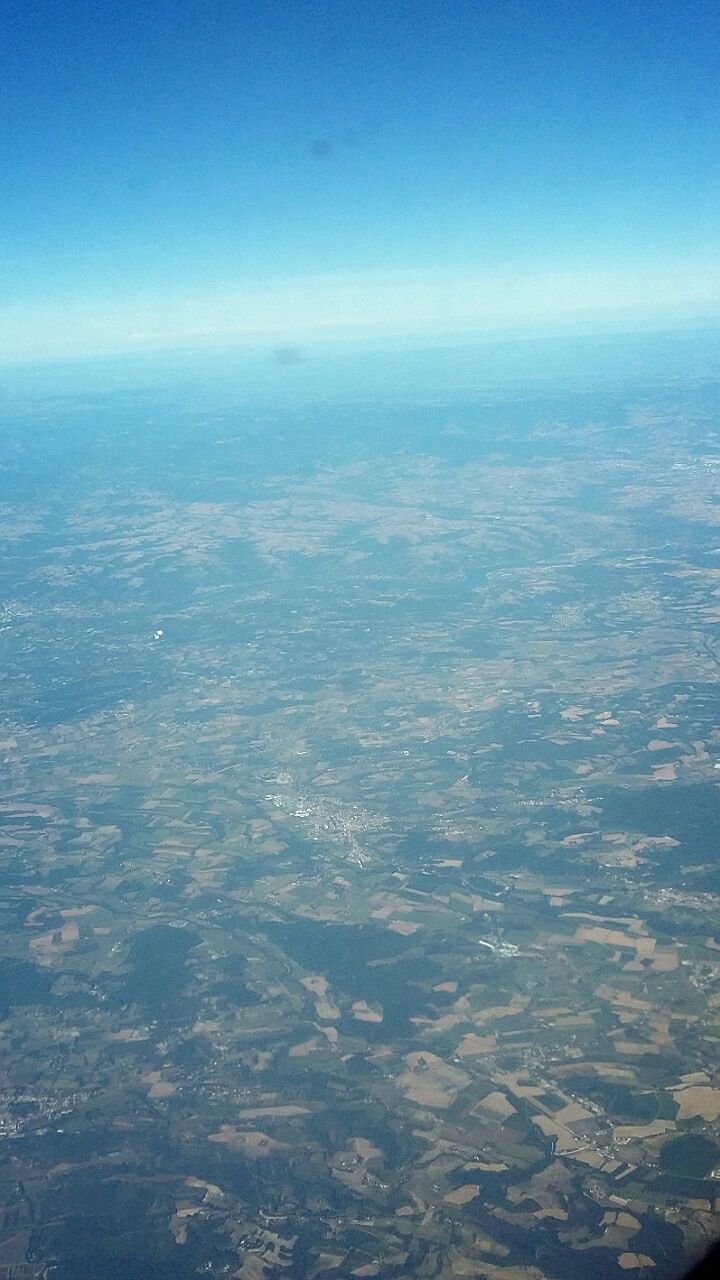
<box><xmin>2</xmin><ymin>0</ymin><xmax>719</xmax><ymax>359</ymax></box>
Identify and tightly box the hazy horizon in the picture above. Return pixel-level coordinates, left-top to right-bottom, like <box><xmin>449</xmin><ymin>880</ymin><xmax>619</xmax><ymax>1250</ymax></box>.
<box><xmin>3</xmin><ymin>0</ymin><xmax>719</xmax><ymax>359</ymax></box>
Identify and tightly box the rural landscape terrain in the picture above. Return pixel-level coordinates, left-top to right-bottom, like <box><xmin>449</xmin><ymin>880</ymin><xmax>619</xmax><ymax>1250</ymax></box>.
<box><xmin>0</xmin><ymin>344</ymin><xmax>719</xmax><ymax>1279</ymax></box>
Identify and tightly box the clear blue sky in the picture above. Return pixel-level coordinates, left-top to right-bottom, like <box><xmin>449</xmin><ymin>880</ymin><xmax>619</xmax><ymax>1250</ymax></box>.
<box><xmin>2</xmin><ymin>0</ymin><xmax>719</xmax><ymax>359</ymax></box>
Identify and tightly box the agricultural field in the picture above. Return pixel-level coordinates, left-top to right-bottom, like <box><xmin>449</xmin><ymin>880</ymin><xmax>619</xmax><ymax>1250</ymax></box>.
<box><xmin>0</xmin><ymin>340</ymin><xmax>719</xmax><ymax>1278</ymax></box>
